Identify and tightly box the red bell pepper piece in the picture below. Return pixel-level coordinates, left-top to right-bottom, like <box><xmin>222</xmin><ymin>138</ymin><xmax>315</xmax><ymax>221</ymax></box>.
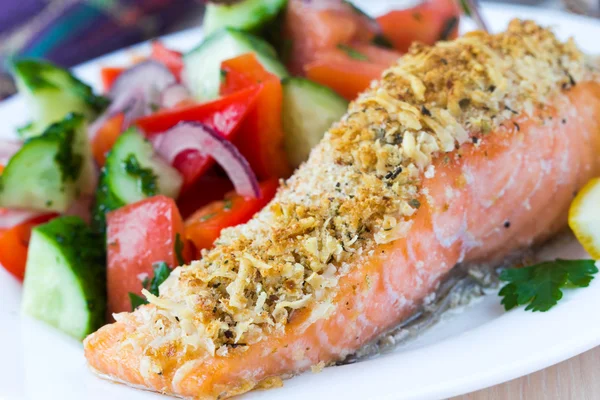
<box><xmin>100</xmin><ymin>67</ymin><xmax>126</xmax><ymax>92</ymax></box>
<box><xmin>0</xmin><ymin>214</ymin><xmax>56</xmax><ymax>281</ymax></box>
<box><xmin>185</xmin><ymin>179</ymin><xmax>278</xmax><ymax>255</ymax></box>
<box><xmin>136</xmin><ymin>86</ymin><xmax>260</xmax><ymax>191</ymax></box>
<box><xmin>220</xmin><ymin>54</ymin><xmax>292</xmax><ymax>180</ymax></box>
<box><xmin>150</xmin><ymin>41</ymin><xmax>184</xmax><ymax>80</ymax></box>
<box><xmin>376</xmin><ymin>0</ymin><xmax>460</xmax><ymax>53</ymax></box>
<box><xmin>91</xmin><ymin>113</ymin><xmax>125</xmax><ymax>167</ymax></box>
<box><xmin>106</xmin><ymin>195</ymin><xmax>193</xmax><ymax>315</ymax></box>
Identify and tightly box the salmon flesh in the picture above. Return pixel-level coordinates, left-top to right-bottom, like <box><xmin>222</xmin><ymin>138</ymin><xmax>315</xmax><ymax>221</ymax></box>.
<box><xmin>84</xmin><ymin>20</ymin><xmax>600</xmax><ymax>399</ymax></box>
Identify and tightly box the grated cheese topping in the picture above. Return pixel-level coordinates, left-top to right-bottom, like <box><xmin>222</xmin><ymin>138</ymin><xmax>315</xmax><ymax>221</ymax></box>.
<box><xmin>122</xmin><ymin>21</ymin><xmax>596</xmax><ymax>374</ymax></box>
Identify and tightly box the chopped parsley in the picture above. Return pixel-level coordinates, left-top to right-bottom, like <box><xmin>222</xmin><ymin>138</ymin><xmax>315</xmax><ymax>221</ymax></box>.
<box><xmin>499</xmin><ymin>259</ymin><xmax>598</xmax><ymax>312</ymax></box>
<box><xmin>129</xmin><ymin>262</ymin><xmax>172</xmax><ymax>311</ymax></box>
<box><xmin>33</xmin><ymin>113</ymin><xmax>86</xmax><ymax>183</ymax></box>
<box><xmin>459</xmin><ymin>0</ymin><xmax>471</xmax><ymax>16</ymax></box>
<box><xmin>337</xmin><ymin>44</ymin><xmax>369</xmax><ymax>61</ymax></box>
<box><xmin>371</xmin><ymin>34</ymin><xmax>394</xmax><ymax>49</ymax></box>
<box><xmin>174</xmin><ymin>233</ymin><xmax>185</xmax><ymax>266</ymax></box>
<box><xmin>54</xmin><ymin>124</ymin><xmax>83</xmax><ymax>183</ymax></box>
<box><xmin>122</xmin><ymin>154</ymin><xmax>158</xmax><ymax>197</ymax></box>
<box><xmin>408</xmin><ymin>199</ymin><xmax>421</xmax><ymax>209</ymax></box>
<box><xmin>439</xmin><ymin>17</ymin><xmax>459</xmax><ymax>41</ymax></box>
<box><xmin>200</xmin><ymin>212</ymin><xmax>217</xmax><ymax>222</ymax></box>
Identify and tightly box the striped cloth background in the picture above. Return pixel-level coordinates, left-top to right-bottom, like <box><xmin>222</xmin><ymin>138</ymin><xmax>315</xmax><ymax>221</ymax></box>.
<box><xmin>0</xmin><ymin>0</ymin><xmax>201</xmax><ymax>99</ymax></box>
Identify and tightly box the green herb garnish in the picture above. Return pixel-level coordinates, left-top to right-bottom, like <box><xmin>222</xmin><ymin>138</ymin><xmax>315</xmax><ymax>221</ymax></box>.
<box><xmin>459</xmin><ymin>0</ymin><xmax>471</xmax><ymax>16</ymax></box>
<box><xmin>54</xmin><ymin>123</ymin><xmax>83</xmax><ymax>183</ymax></box>
<box><xmin>337</xmin><ymin>44</ymin><xmax>368</xmax><ymax>61</ymax></box>
<box><xmin>122</xmin><ymin>154</ymin><xmax>158</xmax><ymax>197</ymax></box>
<box><xmin>409</xmin><ymin>199</ymin><xmax>421</xmax><ymax>209</ymax></box>
<box><xmin>200</xmin><ymin>212</ymin><xmax>217</xmax><ymax>222</ymax></box>
<box><xmin>174</xmin><ymin>233</ymin><xmax>185</xmax><ymax>266</ymax></box>
<box><xmin>372</xmin><ymin>34</ymin><xmax>394</xmax><ymax>49</ymax></box>
<box><xmin>439</xmin><ymin>16</ymin><xmax>459</xmax><ymax>41</ymax></box>
<box><xmin>499</xmin><ymin>259</ymin><xmax>598</xmax><ymax>312</ymax></box>
<box><xmin>129</xmin><ymin>262</ymin><xmax>172</xmax><ymax>311</ymax></box>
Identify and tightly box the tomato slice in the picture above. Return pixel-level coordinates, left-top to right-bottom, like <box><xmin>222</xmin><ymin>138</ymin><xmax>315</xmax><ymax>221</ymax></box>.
<box><xmin>135</xmin><ymin>86</ymin><xmax>260</xmax><ymax>136</ymax></box>
<box><xmin>377</xmin><ymin>0</ymin><xmax>460</xmax><ymax>53</ymax></box>
<box><xmin>91</xmin><ymin>113</ymin><xmax>125</xmax><ymax>167</ymax></box>
<box><xmin>305</xmin><ymin>45</ymin><xmax>395</xmax><ymax>100</ymax></box>
<box><xmin>100</xmin><ymin>67</ymin><xmax>126</xmax><ymax>92</ymax></box>
<box><xmin>106</xmin><ymin>195</ymin><xmax>192</xmax><ymax>314</ymax></box>
<box><xmin>0</xmin><ymin>214</ymin><xmax>56</xmax><ymax>281</ymax></box>
<box><xmin>185</xmin><ymin>179</ymin><xmax>278</xmax><ymax>255</ymax></box>
<box><xmin>220</xmin><ymin>54</ymin><xmax>291</xmax><ymax>179</ymax></box>
<box><xmin>136</xmin><ymin>86</ymin><xmax>260</xmax><ymax>191</ymax></box>
<box><xmin>282</xmin><ymin>0</ymin><xmax>380</xmax><ymax>75</ymax></box>
<box><xmin>150</xmin><ymin>41</ymin><xmax>184</xmax><ymax>80</ymax></box>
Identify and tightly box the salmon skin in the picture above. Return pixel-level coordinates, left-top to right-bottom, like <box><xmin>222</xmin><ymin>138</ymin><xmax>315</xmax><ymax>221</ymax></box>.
<box><xmin>84</xmin><ymin>20</ymin><xmax>600</xmax><ymax>399</ymax></box>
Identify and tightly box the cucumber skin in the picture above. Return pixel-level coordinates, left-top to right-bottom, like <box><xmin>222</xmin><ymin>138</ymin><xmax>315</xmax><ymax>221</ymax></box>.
<box><xmin>92</xmin><ymin>129</ymin><xmax>182</xmax><ymax>234</ymax></box>
<box><xmin>282</xmin><ymin>77</ymin><xmax>348</xmax><ymax>168</ymax></box>
<box><xmin>24</xmin><ymin>216</ymin><xmax>106</xmax><ymax>340</ymax></box>
<box><xmin>204</xmin><ymin>0</ymin><xmax>288</xmax><ymax>35</ymax></box>
<box><xmin>92</xmin><ymin>169</ymin><xmax>124</xmax><ymax>235</ymax></box>
<box><xmin>0</xmin><ymin>113</ymin><xmax>92</xmax><ymax>212</ymax></box>
<box><xmin>184</xmin><ymin>27</ymin><xmax>288</xmax><ymax>100</ymax></box>
<box><xmin>13</xmin><ymin>59</ymin><xmax>108</xmax><ymax>114</ymax></box>
<box><xmin>13</xmin><ymin>59</ymin><xmax>108</xmax><ymax>139</ymax></box>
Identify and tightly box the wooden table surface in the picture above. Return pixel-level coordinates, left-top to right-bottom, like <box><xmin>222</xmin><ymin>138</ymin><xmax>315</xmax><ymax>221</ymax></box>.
<box><xmin>453</xmin><ymin>346</ymin><xmax>600</xmax><ymax>399</ymax></box>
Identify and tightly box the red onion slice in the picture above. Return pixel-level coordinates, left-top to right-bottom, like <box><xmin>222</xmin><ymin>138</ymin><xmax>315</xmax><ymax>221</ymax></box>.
<box><xmin>0</xmin><ymin>140</ymin><xmax>22</xmax><ymax>166</ymax></box>
<box><xmin>0</xmin><ymin>208</ymin><xmax>46</xmax><ymax>229</ymax></box>
<box><xmin>89</xmin><ymin>61</ymin><xmax>176</xmax><ymax>141</ymax></box>
<box><xmin>64</xmin><ymin>195</ymin><xmax>93</xmax><ymax>224</ymax></box>
<box><xmin>88</xmin><ymin>88</ymin><xmax>145</xmax><ymax>141</ymax></box>
<box><xmin>160</xmin><ymin>84</ymin><xmax>192</xmax><ymax>109</ymax></box>
<box><xmin>154</xmin><ymin>122</ymin><xmax>260</xmax><ymax>198</ymax></box>
<box><xmin>109</xmin><ymin>60</ymin><xmax>176</xmax><ymax>104</ymax></box>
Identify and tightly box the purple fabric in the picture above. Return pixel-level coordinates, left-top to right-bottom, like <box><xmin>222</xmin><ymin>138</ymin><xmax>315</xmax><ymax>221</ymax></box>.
<box><xmin>0</xmin><ymin>0</ymin><xmax>202</xmax><ymax>99</ymax></box>
<box><xmin>0</xmin><ymin>0</ymin><xmax>44</xmax><ymax>35</ymax></box>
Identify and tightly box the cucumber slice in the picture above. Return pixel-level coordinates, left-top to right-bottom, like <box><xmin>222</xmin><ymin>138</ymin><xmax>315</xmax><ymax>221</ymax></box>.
<box><xmin>203</xmin><ymin>0</ymin><xmax>288</xmax><ymax>35</ymax></box>
<box><xmin>282</xmin><ymin>78</ymin><xmax>348</xmax><ymax>168</ymax></box>
<box><xmin>0</xmin><ymin>113</ymin><xmax>95</xmax><ymax>212</ymax></box>
<box><xmin>183</xmin><ymin>28</ymin><xmax>288</xmax><ymax>101</ymax></box>
<box><xmin>13</xmin><ymin>59</ymin><xmax>108</xmax><ymax>139</ymax></box>
<box><xmin>92</xmin><ymin>128</ymin><xmax>182</xmax><ymax>233</ymax></box>
<box><xmin>21</xmin><ymin>216</ymin><xmax>106</xmax><ymax>340</ymax></box>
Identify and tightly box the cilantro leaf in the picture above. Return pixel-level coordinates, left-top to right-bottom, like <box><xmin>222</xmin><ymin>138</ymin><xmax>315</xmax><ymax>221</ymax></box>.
<box><xmin>129</xmin><ymin>261</ymin><xmax>173</xmax><ymax>311</ymax></box>
<box><xmin>499</xmin><ymin>259</ymin><xmax>598</xmax><ymax>312</ymax></box>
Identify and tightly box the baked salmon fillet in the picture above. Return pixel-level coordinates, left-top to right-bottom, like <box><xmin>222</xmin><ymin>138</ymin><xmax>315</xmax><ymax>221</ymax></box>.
<box><xmin>85</xmin><ymin>20</ymin><xmax>600</xmax><ymax>398</ymax></box>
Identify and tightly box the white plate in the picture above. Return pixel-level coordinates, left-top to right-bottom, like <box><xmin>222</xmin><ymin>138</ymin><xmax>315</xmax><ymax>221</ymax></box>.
<box><xmin>2</xmin><ymin>3</ymin><xmax>600</xmax><ymax>400</ymax></box>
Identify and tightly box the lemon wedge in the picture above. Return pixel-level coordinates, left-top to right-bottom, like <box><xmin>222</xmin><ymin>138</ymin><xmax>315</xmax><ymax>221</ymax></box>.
<box><xmin>569</xmin><ymin>178</ymin><xmax>600</xmax><ymax>259</ymax></box>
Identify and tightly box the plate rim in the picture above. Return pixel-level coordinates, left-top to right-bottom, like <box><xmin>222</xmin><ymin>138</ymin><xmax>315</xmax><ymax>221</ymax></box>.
<box><xmin>2</xmin><ymin>3</ymin><xmax>600</xmax><ymax>400</ymax></box>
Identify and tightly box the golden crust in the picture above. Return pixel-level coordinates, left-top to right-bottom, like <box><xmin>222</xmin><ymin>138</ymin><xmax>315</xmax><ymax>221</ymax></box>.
<box><xmin>125</xmin><ymin>20</ymin><xmax>593</xmax><ymax>373</ymax></box>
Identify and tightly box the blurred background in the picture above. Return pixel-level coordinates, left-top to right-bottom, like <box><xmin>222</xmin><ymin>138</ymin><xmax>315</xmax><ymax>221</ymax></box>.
<box><xmin>0</xmin><ymin>0</ymin><xmax>596</xmax><ymax>100</ymax></box>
